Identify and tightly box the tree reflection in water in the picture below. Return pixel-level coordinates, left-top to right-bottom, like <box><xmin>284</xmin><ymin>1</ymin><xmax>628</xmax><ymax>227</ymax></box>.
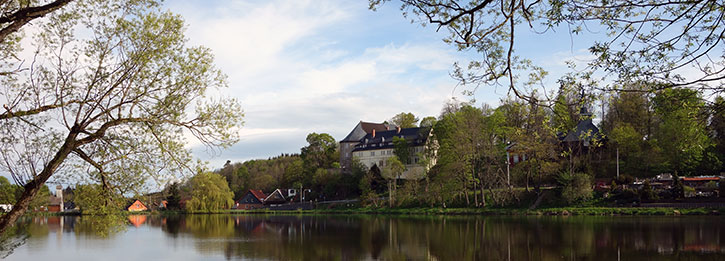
<box><xmin>4</xmin><ymin>215</ymin><xmax>725</xmax><ymax>260</ymax></box>
<box><xmin>150</xmin><ymin>215</ymin><xmax>725</xmax><ymax>260</ymax></box>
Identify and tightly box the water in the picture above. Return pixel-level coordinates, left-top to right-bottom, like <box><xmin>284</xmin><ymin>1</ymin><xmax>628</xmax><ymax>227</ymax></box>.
<box><xmin>2</xmin><ymin>214</ymin><xmax>725</xmax><ymax>260</ymax></box>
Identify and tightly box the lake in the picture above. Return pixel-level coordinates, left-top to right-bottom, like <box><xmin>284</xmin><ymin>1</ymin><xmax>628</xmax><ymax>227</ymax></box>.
<box><xmin>2</xmin><ymin>214</ymin><xmax>724</xmax><ymax>260</ymax></box>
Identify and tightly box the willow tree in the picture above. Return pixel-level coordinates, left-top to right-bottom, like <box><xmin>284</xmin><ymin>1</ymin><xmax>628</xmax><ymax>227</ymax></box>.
<box><xmin>0</xmin><ymin>0</ymin><xmax>243</xmax><ymax>233</ymax></box>
<box><xmin>185</xmin><ymin>172</ymin><xmax>234</xmax><ymax>212</ymax></box>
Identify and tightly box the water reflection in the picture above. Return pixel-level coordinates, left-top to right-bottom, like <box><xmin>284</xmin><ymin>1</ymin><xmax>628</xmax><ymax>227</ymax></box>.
<box><xmin>7</xmin><ymin>214</ymin><xmax>725</xmax><ymax>260</ymax></box>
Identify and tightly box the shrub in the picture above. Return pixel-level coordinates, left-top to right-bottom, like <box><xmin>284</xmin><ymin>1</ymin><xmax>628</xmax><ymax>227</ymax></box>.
<box><xmin>610</xmin><ymin>188</ymin><xmax>639</xmax><ymax>205</ymax></box>
<box><xmin>556</xmin><ymin>172</ymin><xmax>593</xmax><ymax>204</ymax></box>
<box><xmin>639</xmin><ymin>180</ymin><xmax>658</xmax><ymax>201</ymax></box>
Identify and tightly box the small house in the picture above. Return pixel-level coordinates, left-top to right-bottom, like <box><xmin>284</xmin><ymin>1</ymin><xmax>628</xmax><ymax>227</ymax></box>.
<box><xmin>127</xmin><ymin>199</ymin><xmax>148</xmax><ymax>212</ymax></box>
<box><xmin>236</xmin><ymin>190</ymin><xmax>266</xmax><ymax>210</ymax></box>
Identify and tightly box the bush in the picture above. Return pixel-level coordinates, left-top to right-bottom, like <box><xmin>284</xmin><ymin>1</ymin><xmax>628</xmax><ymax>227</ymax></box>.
<box><xmin>610</xmin><ymin>188</ymin><xmax>639</xmax><ymax>205</ymax></box>
<box><xmin>639</xmin><ymin>180</ymin><xmax>658</xmax><ymax>201</ymax></box>
<box><xmin>556</xmin><ymin>172</ymin><xmax>593</xmax><ymax>204</ymax></box>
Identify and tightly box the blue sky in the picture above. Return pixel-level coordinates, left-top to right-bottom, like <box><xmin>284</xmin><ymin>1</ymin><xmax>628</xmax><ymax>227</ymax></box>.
<box><xmin>163</xmin><ymin>0</ymin><xmax>600</xmax><ymax>168</ymax></box>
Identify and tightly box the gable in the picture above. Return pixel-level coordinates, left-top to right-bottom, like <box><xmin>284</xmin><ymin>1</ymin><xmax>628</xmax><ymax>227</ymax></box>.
<box><xmin>239</xmin><ymin>192</ymin><xmax>263</xmax><ymax>204</ymax></box>
<box><xmin>264</xmin><ymin>189</ymin><xmax>287</xmax><ymax>203</ymax></box>
<box><xmin>128</xmin><ymin>200</ymin><xmax>147</xmax><ymax>210</ymax></box>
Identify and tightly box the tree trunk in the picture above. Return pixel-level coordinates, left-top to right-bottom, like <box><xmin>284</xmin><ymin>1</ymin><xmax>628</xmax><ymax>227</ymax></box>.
<box><xmin>388</xmin><ymin>180</ymin><xmax>392</xmax><ymax>208</ymax></box>
<box><xmin>0</xmin><ymin>0</ymin><xmax>74</xmax><ymax>44</ymax></box>
<box><xmin>473</xmin><ymin>179</ymin><xmax>479</xmax><ymax>207</ymax></box>
<box><xmin>480</xmin><ymin>180</ymin><xmax>486</xmax><ymax>207</ymax></box>
<box><xmin>463</xmin><ymin>181</ymin><xmax>470</xmax><ymax>206</ymax></box>
<box><xmin>0</xmin><ymin>130</ymin><xmax>78</xmax><ymax>234</ymax></box>
<box><xmin>525</xmin><ymin>168</ymin><xmax>530</xmax><ymax>192</ymax></box>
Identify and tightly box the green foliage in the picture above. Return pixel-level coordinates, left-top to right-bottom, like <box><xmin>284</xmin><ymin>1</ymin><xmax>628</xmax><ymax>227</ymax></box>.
<box><xmin>28</xmin><ymin>186</ymin><xmax>50</xmax><ymax>211</ymax></box>
<box><xmin>74</xmin><ymin>184</ymin><xmax>124</xmax><ymax>215</ymax></box>
<box><xmin>283</xmin><ymin>158</ymin><xmax>305</xmax><ymax>188</ymax></box>
<box><xmin>384</xmin><ymin>156</ymin><xmax>405</xmax><ymax>180</ymax></box>
<box><xmin>186</xmin><ymin>172</ymin><xmax>234</xmax><ymax>212</ymax></box>
<box><xmin>556</xmin><ymin>172</ymin><xmax>593</xmax><ymax>204</ymax></box>
<box><xmin>419</xmin><ymin>116</ymin><xmax>437</xmax><ymax>127</ymax></box>
<box><xmin>212</xmin><ymin>154</ymin><xmax>301</xmax><ymax>196</ymax></box>
<box><xmin>166</xmin><ymin>182</ymin><xmax>181</xmax><ymax>210</ymax></box>
<box><xmin>639</xmin><ymin>181</ymin><xmax>657</xmax><ymax>201</ymax></box>
<box><xmin>0</xmin><ymin>177</ymin><xmax>18</xmax><ymax>204</ymax></box>
<box><xmin>390</xmin><ymin>112</ymin><xmax>419</xmax><ymax>128</ymax></box>
<box><xmin>651</xmin><ymin>88</ymin><xmax>710</xmax><ymax>175</ymax></box>
<box><xmin>392</xmin><ymin>136</ymin><xmax>410</xmax><ymax>164</ymax></box>
<box><xmin>0</xmin><ymin>0</ymin><xmax>244</xmax><ymax>233</ymax></box>
<box><xmin>301</xmin><ymin>133</ymin><xmax>338</xmax><ymax>173</ymax></box>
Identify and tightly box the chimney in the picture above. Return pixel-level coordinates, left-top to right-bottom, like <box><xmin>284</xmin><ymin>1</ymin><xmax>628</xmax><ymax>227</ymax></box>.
<box><xmin>372</xmin><ymin>128</ymin><xmax>376</xmax><ymax>138</ymax></box>
<box><xmin>396</xmin><ymin>126</ymin><xmax>401</xmax><ymax>134</ymax></box>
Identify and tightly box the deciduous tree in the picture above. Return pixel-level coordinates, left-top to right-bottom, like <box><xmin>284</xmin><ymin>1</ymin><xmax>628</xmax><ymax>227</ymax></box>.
<box><xmin>186</xmin><ymin>172</ymin><xmax>234</xmax><ymax>212</ymax></box>
<box><xmin>390</xmin><ymin>112</ymin><xmax>419</xmax><ymax>128</ymax></box>
<box><xmin>0</xmin><ymin>0</ymin><xmax>243</xmax><ymax>233</ymax></box>
<box><xmin>371</xmin><ymin>0</ymin><xmax>725</xmax><ymax>99</ymax></box>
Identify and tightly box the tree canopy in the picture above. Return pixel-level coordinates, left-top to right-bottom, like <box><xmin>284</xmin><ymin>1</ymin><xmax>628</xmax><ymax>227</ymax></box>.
<box><xmin>371</xmin><ymin>0</ymin><xmax>725</xmax><ymax>99</ymax></box>
<box><xmin>0</xmin><ymin>0</ymin><xmax>243</xmax><ymax>233</ymax></box>
<box><xmin>390</xmin><ymin>112</ymin><xmax>419</xmax><ymax>128</ymax></box>
<box><xmin>186</xmin><ymin>172</ymin><xmax>235</xmax><ymax>212</ymax></box>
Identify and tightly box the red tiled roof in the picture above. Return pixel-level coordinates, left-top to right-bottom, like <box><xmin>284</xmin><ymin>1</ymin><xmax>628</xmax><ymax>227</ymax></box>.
<box><xmin>681</xmin><ymin>177</ymin><xmax>720</xmax><ymax>181</ymax></box>
<box><xmin>249</xmin><ymin>190</ymin><xmax>266</xmax><ymax>201</ymax></box>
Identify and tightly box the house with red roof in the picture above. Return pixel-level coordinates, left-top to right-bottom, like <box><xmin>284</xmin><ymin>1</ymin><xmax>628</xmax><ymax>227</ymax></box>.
<box><xmin>126</xmin><ymin>199</ymin><xmax>148</xmax><ymax>212</ymax></box>
<box><xmin>236</xmin><ymin>189</ymin><xmax>266</xmax><ymax>210</ymax></box>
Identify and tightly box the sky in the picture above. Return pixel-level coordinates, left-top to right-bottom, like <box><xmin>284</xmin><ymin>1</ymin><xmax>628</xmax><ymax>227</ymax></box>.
<box><xmin>1</xmin><ymin>0</ymin><xmax>602</xmax><ymax>183</ymax></box>
<box><xmin>162</xmin><ymin>0</ymin><xmax>598</xmax><ymax>168</ymax></box>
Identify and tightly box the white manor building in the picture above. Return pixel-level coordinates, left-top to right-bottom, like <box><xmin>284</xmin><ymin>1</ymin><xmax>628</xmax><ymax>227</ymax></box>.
<box><xmin>340</xmin><ymin>121</ymin><xmax>437</xmax><ymax>180</ymax></box>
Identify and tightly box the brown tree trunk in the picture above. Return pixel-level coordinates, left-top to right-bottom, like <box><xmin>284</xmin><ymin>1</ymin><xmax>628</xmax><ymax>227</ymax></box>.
<box><xmin>463</xmin><ymin>181</ymin><xmax>470</xmax><ymax>206</ymax></box>
<box><xmin>473</xmin><ymin>178</ymin><xmax>479</xmax><ymax>207</ymax></box>
<box><xmin>0</xmin><ymin>130</ymin><xmax>78</xmax><ymax>235</ymax></box>
<box><xmin>480</xmin><ymin>180</ymin><xmax>486</xmax><ymax>207</ymax></box>
<box><xmin>525</xmin><ymin>167</ymin><xmax>530</xmax><ymax>192</ymax></box>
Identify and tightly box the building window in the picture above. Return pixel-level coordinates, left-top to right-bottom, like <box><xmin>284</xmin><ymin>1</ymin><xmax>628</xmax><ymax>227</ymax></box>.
<box><xmin>371</xmin><ymin>151</ymin><xmax>375</xmax><ymax>156</ymax></box>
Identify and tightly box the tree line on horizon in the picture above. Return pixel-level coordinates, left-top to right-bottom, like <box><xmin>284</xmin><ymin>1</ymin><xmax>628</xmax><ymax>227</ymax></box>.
<box><xmin>177</xmin><ymin>86</ymin><xmax>724</xmax><ymax>208</ymax></box>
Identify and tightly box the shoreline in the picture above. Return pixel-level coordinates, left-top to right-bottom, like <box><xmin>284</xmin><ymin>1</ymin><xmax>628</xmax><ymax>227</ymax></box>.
<box><xmin>16</xmin><ymin>206</ymin><xmax>725</xmax><ymax>217</ymax></box>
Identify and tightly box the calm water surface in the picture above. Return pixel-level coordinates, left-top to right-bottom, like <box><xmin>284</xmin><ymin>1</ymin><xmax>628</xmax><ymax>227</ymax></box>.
<box><xmin>2</xmin><ymin>214</ymin><xmax>725</xmax><ymax>260</ymax></box>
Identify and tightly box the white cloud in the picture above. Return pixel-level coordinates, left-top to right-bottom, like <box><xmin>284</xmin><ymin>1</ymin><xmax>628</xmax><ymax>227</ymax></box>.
<box><xmin>165</xmin><ymin>0</ymin><xmax>495</xmax><ymax>166</ymax></box>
